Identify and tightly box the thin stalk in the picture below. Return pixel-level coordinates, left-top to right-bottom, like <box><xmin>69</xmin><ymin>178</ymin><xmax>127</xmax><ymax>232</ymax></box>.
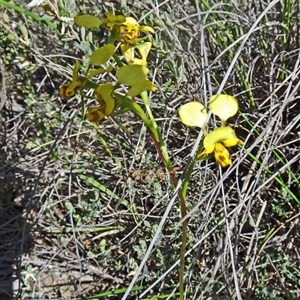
<box><xmin>140</xmin><ymin>91</ymin><xmax>189</xmax><ymax>300</ymax></box>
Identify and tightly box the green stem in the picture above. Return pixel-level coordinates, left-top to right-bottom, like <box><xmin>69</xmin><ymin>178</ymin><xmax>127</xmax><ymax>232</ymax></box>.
<box><xmin>177</xmin><ymin>148</ymin><xmax>204</xmax><ymax>300</ymax></box>
<box><xmin>139</xmin><ymin>91</ymin><xmax>190</xmax><ymax>299</ymax></box>
<box><xmin>140</xmin><ymin>91</ymin><xmax>172</xmax><ymax>171</ymax></box>
<box><xmin>176</xmin><ymin>174</ymin><xmax>188</xmax><ymax>300</ymax></box>
<box><xmin>106</xmin><ymin>32</ymin><xmax>125</xmax><ymax>68</ymax></box>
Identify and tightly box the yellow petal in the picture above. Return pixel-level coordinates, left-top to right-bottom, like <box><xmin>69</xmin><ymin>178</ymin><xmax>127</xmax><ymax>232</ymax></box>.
<box><xmin>116</xmin><ymin>65</ymin><xmax>149</xmax><ymax>86</ymax></box>
<box><xmin>106</xmin><ymin>13</ymin><xmax>127</xmax><ymax>24</ymax></box>
<box><xmin>59</xmin><ymin>81</ymin><xmax>83</xmax><ymax>98</ymax></box>
<box><xmin>178</xmin><ymin>101</ymin><xmax>208</xmax><ymax>129</ymax></box>
<box><xmin>86</xmin><ymin>66</ymin><xmax>113</xmax><ymax>79</ymax></box>
<box><xmin>214</xmin><ymin>143</ymin><xmax>232</xmax><ymax>167</ymax></box>
<box><xmin>116</xmin><ymin>17</ymin><xmax>140</xmax><ymax>41</ymax></box>
<box><xmin>87</xmin><ymin>83</ymin><xmax>115</xmax><ymax>122</ymax></box>
<box><xmin>74</xmin><ymin>14</ymin><xmax>102</xmax><ymax>28</ymax></box>
<box><xmin>203</xmin><ymin>127</ymin><xmax>239</xmax><ymax>149</ymax></box>
<box><xmin>222</xmin><ymin>138</ymin><xmax>244</xmax><ymax>148</ymax></box>
<box><xmin>101</xmin><ymin>13</ymin><xmax>126</xmax><ymax>31</ymax></box>
<box><xmin>199</xmin><ymin>144</ymin><xmax>215</xmax><ymax>156</ymax></box>
<box><xmin>65</xmin><ymin>87</ymin><xmax>76</xmax><ymax>98</ymax></box>
<box><xmin>67</xmin><ymin>81</ymin><xmax>82</xmax><ymax>94</ymax></box>
<box><xmin>135</xmin><ymin>42</ymin><xmax>152</xmax><ymax>62</ymax></box>
<box><xmin>127</xmin><ymin>79</ymin><xmax>155</xmax><ymax>96</ymax></box>
<box><xmin>121</xmin><ymin>44</ymin><xmax>135</xmax><ymax>64</ymax></box>
<box><xmin>95</xmin><ymin>84</ymin><xmax>115</xmax><ymax>115</ymax></box>
<box><xmin>121</xmin><ymin>42</ymin><xmax>151</xmax><ymax>65</ymax></box>
<box><xmin>140</xmin><ymin>25</ymin><xmax>155</xmax><ymax>34</ymax></box>
<box><xmin>72</xmin><ymin>60</ymin><xmax>80</xmax><ymax>81</ymax></box>
<box><xmin>86</xmin><ymin>107</ymin><xmax>106</xmax><ymax>122</ymax></box>
<box><xmin>132</xmin><ymin>58</ymin><xmax>147</xmax><ymax>65</ymax></box>
<box><xmin>209</xmin><ymin>94</ymin><xmax>238</xmax><ymax>123</ymax></box>
<box><xmin>89</xmin><ymin>44</ymin><xmax>115</xmax><ymax>66</ymax></box>
<box><xmin>59</xmin><ymin>83</ymin><xmax>71</xmax><ymax>98</ymax></box>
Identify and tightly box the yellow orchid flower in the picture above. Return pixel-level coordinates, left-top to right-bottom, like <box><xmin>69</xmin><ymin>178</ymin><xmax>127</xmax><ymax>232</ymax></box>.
<box><xmin>101</xmin><ymin>14</ymin><xmax>140</xmax><ymax>41</ymax></box>
<box><xmin>74</xmin><ymin>13</ymin><xmax>155</xmax><ymax>38</ymax></box>
<box><xmin>117</xmin><ymin>17</ymin><xmax>140</xmax><ymax>41</ymax></box>
<box><xmin>199</xmin><ymin>126</ymin><xmax>243</xmax><ymax>167</ymax></box>
<box><xmin>59</xmin><ymin>61</ymin><xmax>83</xmax><ymax>98</ymax></box>
<box><xmin>86</xmin><ymin>83</ymin><xmax>115</xmax><ymax>122</ymax></box>
<box><xmin>101</xmin><ymin>13</ymin><xmax>154</xmax><ymax>43</ymax></box>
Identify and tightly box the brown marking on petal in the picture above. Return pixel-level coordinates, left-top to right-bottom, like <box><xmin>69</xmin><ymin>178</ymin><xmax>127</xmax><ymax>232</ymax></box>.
<box><xmin>59</xmin><ymin>83</ymin><xmax>71</xmax><ymax>98</ymax></box>
<box><xmin>87</xmin><ymin>110</ymin><xmax>99</xmax><ymax>122</ymax></box>
<box><xmin>217</xmin><ymin>154</ymin><xmax>232</xmax><ymax>167</ymax></box>
<box><xmin>214</xmin><ymin>142</ymin><xmax>232</xmax><ymax>167</ymax></box>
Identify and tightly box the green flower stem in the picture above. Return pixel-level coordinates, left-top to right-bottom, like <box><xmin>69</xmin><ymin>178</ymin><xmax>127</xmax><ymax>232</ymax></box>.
<box><xmin>139</xmin><ymin>91</ymin><xmax>189</xmax><ymax>300</ymax></box>
<box><xmin>140</xmin><ymin>91</ymin><xmax>172</xmax><ymax>171</ymax></box>
<box><xmin>177</xmin><ymin>145</ymin><xmax>205</xmax><ymax>300</ymax></box>
<box><xmin>178</xmin><ymin>193</ymin><xmax>187</xmax><ymax>300</ymax></box>
<box><xmin>112</xmin><ymin>53</ymin><xmax>125</xmax><ymax>68</ymax></box>
<box><xmin>78</xmin><ymin>77</ymin><xmax>98</xmax><ymax>89</ymax></box>
<box><xmin>106</xmin><ymin>32</ymin><xmax>126</xmax><ymax>68</ymax></box>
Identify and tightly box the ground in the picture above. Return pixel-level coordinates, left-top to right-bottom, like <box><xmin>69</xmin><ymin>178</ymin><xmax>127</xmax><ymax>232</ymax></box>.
<box><xmin>0</xmin><ymin>0</ymin><xmax>300</xmax><ymax>299</ymax></box>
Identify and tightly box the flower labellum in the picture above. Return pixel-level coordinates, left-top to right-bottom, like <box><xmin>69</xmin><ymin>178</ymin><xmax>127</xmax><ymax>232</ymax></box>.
<box><xmin>59</xmin><ymin>61</ymin><xmax>82</xmax><ymax>98</ymax></box>
<box><xmin>200</xmin><ymin>126</ymin><xmax>243</xmax><ymax>167</ymax></box>
<box><xmin>214</xmin><ymin>142</ymin><xmax>232</xmax><ymax>167</ymax></box>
